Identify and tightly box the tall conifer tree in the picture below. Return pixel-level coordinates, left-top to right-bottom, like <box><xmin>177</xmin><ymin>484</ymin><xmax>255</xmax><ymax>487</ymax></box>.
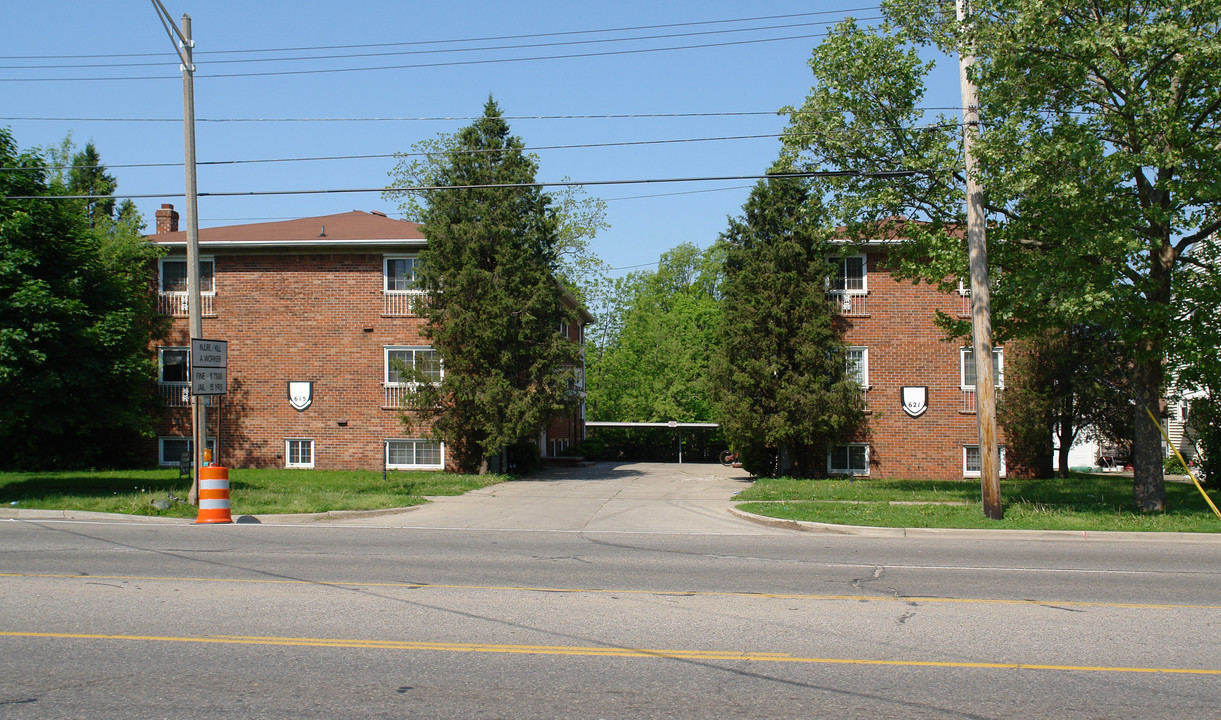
<box><xmin>404</xmin><ymin>99</ymin><xmax>580</xmax><ymax>472</ymax></box>
<box><xmin>712</xmin><ymin>173</ymin><xmax>865</xmax><ymax>477</ymax></box>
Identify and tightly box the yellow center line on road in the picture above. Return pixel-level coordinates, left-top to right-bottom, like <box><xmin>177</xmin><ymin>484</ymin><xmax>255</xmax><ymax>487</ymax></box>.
<box><xmin>2</xmin><ymin>572</ymin><xmax>1218</xmax><ymax>611</ymax></box>
<box><xmin>2</xmin><ymin>631</ymin><xmax>1218</xmax><ymax>675</ymax></box>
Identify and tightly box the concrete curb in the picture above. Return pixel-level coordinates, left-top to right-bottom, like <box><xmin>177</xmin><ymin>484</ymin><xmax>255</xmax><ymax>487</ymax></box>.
<box><xmin>727</xmin><ymin>506</ymin><xmax>1221</xmax><ymax>543</ymax></box>
<box><xmin>6</xmin><ymin>504</ymin><xmax>1218</xmax><ymax>543</ymax></box>
<box><xmin>0</xmin><ymin>508</ymin><xmax>185</xmax><ymax>523</ymax></box>
<box><xmin>247</xmin><ymin>505</ymin><xmax>426</xmax><ymax>524</ymax></box>
<box><xmin>1</xmin><ymin>505</ymin><xmax>427</xmax><ymax>525</ymax></box>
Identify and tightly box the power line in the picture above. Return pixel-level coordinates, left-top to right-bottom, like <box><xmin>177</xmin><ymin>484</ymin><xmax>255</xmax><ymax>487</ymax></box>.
<box><xmin>3</xmin><ymin>169</ymin><xmax>925</xmax><ymax>201</ymax></box>
<box><xmin>0</xmin><ymin>7</ymin><xmax>880</xmax><ymax>60</ymax></box>
<box><xmin>0</xmin><ymin>31</ymin><xmax>835</xmax><ymax>82</ymax></box>
<box><xmin>0</xmin><ymin>124</ymin><xmax>960</xmax><ymax>173</ymax></box>
<box><xmin>0</xmin><ymin>108</ymin><xmax>965</xmax><ymax>123</ymax></box>
<box><xmin>2</xmin><ymin>16</ymin><xmax>879</xmax><ymax>71</ymax></box>
<box><xmin>604</xmin><ymin>185</ymin><xmax>754</xmax><ymax>202</ymax></box>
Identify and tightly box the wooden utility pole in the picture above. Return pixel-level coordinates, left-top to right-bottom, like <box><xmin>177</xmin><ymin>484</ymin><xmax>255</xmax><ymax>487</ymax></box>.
<box><xmin>957</xmin><ymin>0</ymin><xmax>1002</xmax><ymax>519</ymax></box>
<box><xmin>153</xmin><ymin>2</ymin><xmax>205</xmax><ymax>505</ymax></box>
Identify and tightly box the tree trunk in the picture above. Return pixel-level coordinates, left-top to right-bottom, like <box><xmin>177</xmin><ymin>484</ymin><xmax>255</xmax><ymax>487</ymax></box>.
<box><xmin>1131</xmin><ymin>355</ymin><xmax>1166</xmax><ymax>512</ymax></box>
<box><xmin>1057</xmin><ymin>419</ymin><xmax>1073</xmax><ymax>479</ymax></box>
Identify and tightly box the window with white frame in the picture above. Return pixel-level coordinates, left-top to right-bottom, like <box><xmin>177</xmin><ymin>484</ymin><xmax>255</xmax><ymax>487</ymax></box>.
<box><xmin>828</xmin><ymin>443</ymin><xmax>869</xmax><ymax>475</ymax></box>
<box><xmin>963</xmin><ymin>445</ymin><xmax>1006</xmax><ymax>477</ymax></box>
<box><xmin>385</xmin><ymin>346</ymin><xmax>442</xmax><ymax>385</ymax></box>
<box><xmin>386</xmin><ymin>439</ymin><xmax>444</xmax><ymax>469</ymax></box>
<box><xmin>960</xmin><ymin>347</ymin><xmax>1004</xmax><ymax>388</ymax></box>
<box><xmin>285</xmin><ymin>439</ymin><xmax>314</xmax><ymax>468</ymax></box>
<box><xmin>158</xmin><ymin>436</ymin><xmax>216</xmax><ymax>466</ymax></box>
<box><xmin>159</xmin><ymin>257</ymin><xmax>214</xmax><ymax>294</ymax></box>
<box><xmin>158</xmin><ymin>347</ymin><xmax>190</xmax><ymax>384</ymax></box>
<box><xmin>845</xmin><ymin>347</ymin><xmax>869</xmax><ymax>386</ymax></box>
<box><xmin>828</xmin><ymin>255</ymin><xmax>867</xmax><ymax>293</ymax></box>
<box><xmin>384</xmin><ymin>255</ymin><xmax>421</xmax><ymax>292</ymax></box>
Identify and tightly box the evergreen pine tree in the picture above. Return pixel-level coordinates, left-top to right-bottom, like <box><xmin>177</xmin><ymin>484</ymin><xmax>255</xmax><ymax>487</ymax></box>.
<box><xmin>405</xmin><ymin>98</ymin><xmax>580</xmax><ymax>472</ymax></box>
<box><xmin>712</xmin><ymin>172</ymin><xmax>864</xmax><ymax>477</ymax></box>
<box><xmin>67</xmin><ymin>141</ymin><xmax>116</xmax><ymax>227</ymax></box>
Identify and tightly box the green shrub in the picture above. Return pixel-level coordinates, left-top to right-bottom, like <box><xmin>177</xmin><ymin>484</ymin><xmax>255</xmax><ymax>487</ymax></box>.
<box><xmin>1164</xmin><ymin>455</ymin><xmax>1188</xmax><ymax>474</ymax></box>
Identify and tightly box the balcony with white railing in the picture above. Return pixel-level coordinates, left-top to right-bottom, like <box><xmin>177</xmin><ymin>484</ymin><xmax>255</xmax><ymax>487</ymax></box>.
<box><xmin>158</xmin><ymin>292</ymin><xmax>214</xmax><ymax>317</ymax></box>
<box><xmin>157</xmin><ymin>384</ymin><xmax>214</xmax><ymax>407</ymax></box>
<box><xmin>383</xmin><ymin>383</ymin><xmax>409</xmax><ymax>409</ymax></box>
<box><xmin>958</xmin><ymin>289</ymin><xmax>972</xmax><ymax>318</ymax></box>
<box><xmin>961</xmin><ymin>386</ymin><xmax>1003</xmax><ymax>414</ymax></box>
<box><xmin>159</xmin><ymin>383</ymin><xmax>191</xmax><ymax>407</ymax></box>
<box><xmin>383</xmin><ymin>383</ymin><xmax>439</xmax><ymax>410</ymax></box>
<box><xmin>828</xmin><ymin>291</ymin><xmax>870</xmax><ymax>317</ymax></box>
<box><xmin>383</xmin><ymin>291</ymin><xmax>427</xmax><ymax>317</ymax></box>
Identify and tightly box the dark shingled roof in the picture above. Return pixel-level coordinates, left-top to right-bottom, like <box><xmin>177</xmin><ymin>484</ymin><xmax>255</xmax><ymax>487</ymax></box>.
<box><xmin>148</xmin><ymin>210</ymin><xmax>423</xmax><ymax>244</ymax></box>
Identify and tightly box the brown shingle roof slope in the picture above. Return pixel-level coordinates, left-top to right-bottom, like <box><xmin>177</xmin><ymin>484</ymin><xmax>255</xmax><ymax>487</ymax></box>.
<box><xmin>148</xmin><ymin>210</ymin><xmax>423</xmax><ymax>243</ymax></box>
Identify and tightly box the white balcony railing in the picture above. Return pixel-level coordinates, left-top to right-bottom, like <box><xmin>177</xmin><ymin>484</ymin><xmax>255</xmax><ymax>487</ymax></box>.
<box><xmin>383</xmin><ymin>383</ymin><xmax>438</xmax><ymax>409</ymax></box>
<box><xmin>158</xmin><ymin>383</ymin><xmax>213</xmax><ymax>407</ymax></box>
<box><xmin>383</xmin><ymin>291</ymin><xmax>427</xmax><ymax>317</ymax></box>
<box><xmin>829</xmin><ymin>291</ymin><xmax>869</xmax><ymax>317</ymax></box>
<box><xmin>961</xmin><ymin>387</ymin><xmax>1003</xmax><ymax>414</ymax></box>
<box><xmin>159</xmin><ymin>383</ymin><xmax>191</xmax><ymax>407</ymax></box>
<box><xmin>383</xmin><ymin>383</ymin><xmax>409</xmax><ymax>409</ymax></box>
<box><xmin>158</xmin><ymin>292</ymin><xmax>214</xmax><ymax>317</ymax></box>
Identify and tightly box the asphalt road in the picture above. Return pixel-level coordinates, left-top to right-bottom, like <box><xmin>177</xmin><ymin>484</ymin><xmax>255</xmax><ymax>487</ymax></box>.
<box><xmin>2</xmin><ymin>462</ymin><xmax>1219</xmax><ymax>719</ymax></box>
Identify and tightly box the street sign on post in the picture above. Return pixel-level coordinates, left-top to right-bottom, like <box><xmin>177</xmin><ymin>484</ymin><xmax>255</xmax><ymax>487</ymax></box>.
<box><xmin>190</xmin><ymin>338</ymin><xmax>228</xmax><ymax>396</ymax></box>
<box><xmin>191</xmin><ymin>368</ymin><xmax>227</xmax><ymax>395</ymax></box>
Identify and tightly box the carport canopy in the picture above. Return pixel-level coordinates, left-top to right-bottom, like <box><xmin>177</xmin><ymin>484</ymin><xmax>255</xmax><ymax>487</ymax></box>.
<box><xmin>584</xmin><ymin>421</ymin><xmax>720</xmax><ymax>463</ymax></box>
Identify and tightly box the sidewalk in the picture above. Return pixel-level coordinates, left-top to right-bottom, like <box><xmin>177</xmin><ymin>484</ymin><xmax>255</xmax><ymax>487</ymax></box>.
<box><xmin>5</xmin><ymin>461</ymin><xmax>1219</xmax><ymax>541</ymax></box>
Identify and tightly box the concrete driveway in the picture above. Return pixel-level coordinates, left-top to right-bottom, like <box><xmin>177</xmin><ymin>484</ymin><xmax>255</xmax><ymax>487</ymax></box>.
<box><xmin>324</xmin><ymin>461</ymin><xmax>789</xmax><ymax>535</ymax></box>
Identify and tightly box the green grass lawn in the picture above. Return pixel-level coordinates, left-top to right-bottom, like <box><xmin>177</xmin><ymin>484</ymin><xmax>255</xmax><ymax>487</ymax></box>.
<box><xmin>0</xmin><ymin>467</ymin><xmax>505</xmax><ymax>519</ymax></box>
<box><xmin>734</xmin><ymin>473</ymin><xmax>1221</xmax><ymax>533</ymax></box>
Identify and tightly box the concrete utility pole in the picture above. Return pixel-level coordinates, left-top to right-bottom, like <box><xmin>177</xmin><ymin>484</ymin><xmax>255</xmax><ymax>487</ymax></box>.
<box><xmin>957</xmin><ymin>0</ymin><xmax>1002</xmax><ymax>519</ymax></box>
<box><xmin>153</xmin><ymin>2</ymin><xmax>205</xmax><ymax>505</ymax></box>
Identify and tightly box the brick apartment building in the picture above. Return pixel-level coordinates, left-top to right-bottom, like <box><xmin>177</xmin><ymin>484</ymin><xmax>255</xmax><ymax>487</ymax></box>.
<box><xmin>147</xmin><ymin>205</ymin><xmax>592</xmax><ymax>472</ymax></box>
<box><xmin>826</xmin><ymin>244</ymin><xmax>1006</xmax><ymax>480</ymax></box>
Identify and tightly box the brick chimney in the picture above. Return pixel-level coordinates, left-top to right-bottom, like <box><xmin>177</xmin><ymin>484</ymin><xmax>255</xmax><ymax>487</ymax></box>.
<box><xmin>155</xmin><ymin>204</ymin><xmax>179</xmax><ymax>233</ymax></box>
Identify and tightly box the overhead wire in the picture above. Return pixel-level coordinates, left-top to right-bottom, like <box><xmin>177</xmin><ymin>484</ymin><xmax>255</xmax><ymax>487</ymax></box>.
<box><xmin>0</xmin><ymin>123</ymin><xmax>960</xmax><ymax>173</ymax></box>
<box><xmin>0</xmin><ymin>30</ymin><xmax>841</xmax><ymax>81</ymax></box>
<box><xmin>2</xmin><ymin>16</ymin><xmax>881</xmax><ymax>70</ymax></box>
<box><xmin>3</xmin><ymin>169</ymin><xmax>927</xmax><ymax>201</ymax></box>
<box><xmin>0</xmin><ymin>7</ymin><xmax>881</xmax><ymax>61</ymax></box>
<box><xmin>0</xmin><ymin>108</ymin><xmax>966</xmax><ymax>123</ymax></box>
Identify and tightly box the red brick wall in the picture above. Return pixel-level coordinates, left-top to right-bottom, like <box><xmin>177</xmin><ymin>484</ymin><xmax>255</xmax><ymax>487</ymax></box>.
<box><xmin>836</xmin><ymin>251</ymin><xmax>1005</xmax><ymax>480</ymax></box>
<box><xmin>153</xmin><ymin>252</ymin><xmax>439</xmax><ymax>471</ymax></box>
<box><xmin>152</xmin><ymin>250</ymin><xmax>590</xmax><ymax>471</ymax></box>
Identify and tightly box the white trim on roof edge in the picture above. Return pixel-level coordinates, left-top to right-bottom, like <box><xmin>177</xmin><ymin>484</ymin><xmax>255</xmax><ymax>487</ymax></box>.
<box><xmin>153</xmin><ymin>239</ymin><xmax>428</xmax><ymax>250</ymax></box>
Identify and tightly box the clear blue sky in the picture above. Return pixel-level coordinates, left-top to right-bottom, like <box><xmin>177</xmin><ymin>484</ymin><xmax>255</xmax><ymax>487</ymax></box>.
<box><xmin>2</xmin><ymin>1</ymin><xmax>960</xmax><ymax>275</ymax></box>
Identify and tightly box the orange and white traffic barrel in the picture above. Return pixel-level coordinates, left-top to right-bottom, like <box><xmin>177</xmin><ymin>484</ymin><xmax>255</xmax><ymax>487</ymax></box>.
<box><xmin>194</xmin><ymin>466</ymin><xmax>233</xmax><ymax>524</ymax></box>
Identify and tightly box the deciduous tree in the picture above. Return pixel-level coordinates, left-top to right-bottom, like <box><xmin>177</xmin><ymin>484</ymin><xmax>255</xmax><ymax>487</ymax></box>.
<box><xmin>0</xmin><ymin>130</ymin><xmax>164</xmax><ymax>468</ymax></box>
<box><xmin>585</xmin><ymin>243</ymin><xmax>722</xmax><ymax>425</ymax></box>
<box><xmin>781</xmin><ymin>1</ymin><xmax>1221</xmax><ymax>509</ymax></box>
